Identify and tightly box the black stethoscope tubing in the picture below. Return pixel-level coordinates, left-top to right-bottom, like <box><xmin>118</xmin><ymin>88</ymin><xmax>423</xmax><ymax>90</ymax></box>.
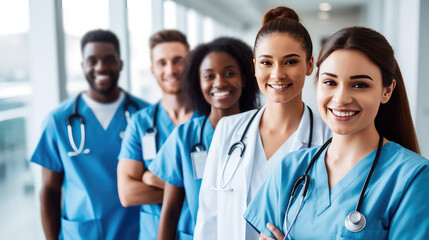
<box><xmin>212</xmin><ymin>105</ymin><xmax>314</xmax><ymax>191</ymax></box>
<box><xmin>66</xmin><ymin>90</ymin><xmax>140</xmax><ymax>156</ymax></box>
<box><xmin>191</xmin><ymin>115</ymin><xmax>209</xmax><ymax>152</ymax></box>
<box><xmin>286</xmin><ymin>134</ymin><xmax>383</xmax><ymax>235</ymax></box>
<box><xmin>145</xmin><ymin>103</ymin><xmax>159</xmax><ymax>134</ymax></box>
<box><xmin>68</xmin><ymin>91</ymin><xmax>140</xmax><ymax>126</ymax></box>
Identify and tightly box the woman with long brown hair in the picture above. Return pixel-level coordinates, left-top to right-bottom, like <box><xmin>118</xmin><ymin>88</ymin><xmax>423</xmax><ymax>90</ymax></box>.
<box><xmin>244</xmin><ymin>26</ymin><xmax>428</xmax><ymax>240</ymax></box>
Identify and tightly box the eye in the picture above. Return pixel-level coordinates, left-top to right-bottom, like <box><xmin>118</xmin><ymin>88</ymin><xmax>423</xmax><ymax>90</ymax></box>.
<box><xmin>225</xmin><ymin>71</ymin><xmax>236</xmax><ymax>77</ymax></box>
<box><xmin>260</xmin><ymin>60</ymin><xmax>272</xmax><ymax>66</ymax></box>
<box><xmin>173</xmin><ymin>58</ymin><xmax>184</xmax><ymax>65</ymax></box>
<box><xmin>323</xmin><ymin>80</ymin><xmax>337</xmax><ymax>86</ymax></box>
<box><xmin>285</xmin><ymin>59</ymin><xmax>298</xmax><ymax>65</ymax></box>
<box><xmin>203</xmin><ymin>73</ymin><xmax>215</xmax><ymax>80</ymax></box>
<box><xmin>86</xmin><ymin>57</ymin><xmax>97</xmax><ymax>66</ymax></box>
<box><xmin>352</xmin><ymin>82</ymin><xmax>369</xmax><ymax>88</ymax></box>
<box><xmin>157</xmin><ymin>60</ymin><xmax>166</xmax><ymax>67</ymax></box>
<box><xmin>104</xmin><ymin>56</ymin><xmax>117</xmax><ymax>65</ymax></box>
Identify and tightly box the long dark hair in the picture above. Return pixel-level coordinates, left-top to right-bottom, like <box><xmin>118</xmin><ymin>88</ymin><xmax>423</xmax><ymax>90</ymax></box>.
<box><xmin>182</xmin><ymin>37</ymin><xmax>259</xmax><ymax>115</ymax></box>
<box><xmin>316</xmin><ymin>26</ymin><xmax>420</xmax><ymax>153</ymax></box>
<box><xmin>254</xmin><ymin>6</ymin><xmax>313</xmax><ymax>61</ymax></box>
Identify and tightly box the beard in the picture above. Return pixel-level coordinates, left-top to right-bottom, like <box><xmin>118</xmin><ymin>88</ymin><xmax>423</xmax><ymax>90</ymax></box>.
<box><xmin>85</xmin><ymin>72</ymin><xmax>120</xmax><ymax>95</ymax></box>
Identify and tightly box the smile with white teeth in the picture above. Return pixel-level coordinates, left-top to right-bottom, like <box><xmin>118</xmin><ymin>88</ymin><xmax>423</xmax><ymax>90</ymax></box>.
<box><xmin>165</xmin><ymin>78</ymin><xmax>178</xmax><ymax>82</ymax></box>
<box><xmin>269</xmin><ymin>83</ymin><xmax>292</xmax><ymax>89</ymax></box>
<box><xmin>212</xmin><ymin>91</ymin><xmax>230</xmax><ymax>97</ymax></box>
<box><xmin>331</xmin><ymin>109</ymin><xmax>358</xmax><ymax>117</ymax></box>
<box><xmin>95</xmin><ymin>74</ymin><xmax>110</xmax><ymax>80</ymax></box>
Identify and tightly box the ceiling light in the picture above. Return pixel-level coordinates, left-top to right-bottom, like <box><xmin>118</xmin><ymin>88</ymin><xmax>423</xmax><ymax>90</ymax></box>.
<box><xmin>319</xmin><ymin>3</ymin><xmax>332</xmax><ymax>11</ymax></box>
<box><xmin>318</xmin><ymin>11</ymin><xmax>330</xmax><ymax>20</ymax></box>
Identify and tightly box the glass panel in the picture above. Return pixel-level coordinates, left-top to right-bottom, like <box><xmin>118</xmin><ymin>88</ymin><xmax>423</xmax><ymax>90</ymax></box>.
<box><xmin>0</xmin><ymin>0</ymin><xmax>35</xmax><ymax>238</ymax></box>
<box><xmin>203</xmin><ymin>17</ymin><xmax>214</xmax><ymax>42</ymax></box>
<box><xmin>62</xmin><ymin>0</ymin><xmax>109</xmax><ymax>96</ymax></box>
<box><xmin>164</xmin><ymin>0</ymin><xmax>177</xmax><ymax>29</ymax></box>
<box><xmin>187</xmin><ymin>9</ymin><xmax>198</xmax><ymax>48</ymax></box>
<box><xmin>128</xmin><ymin>0</ymin><xmax>161</xmax><ymax>103</ymax></box>
<box><xmin>0</xmin><ymin>0</ymin><xmax>30</xmax><ymax>83</ymax></box>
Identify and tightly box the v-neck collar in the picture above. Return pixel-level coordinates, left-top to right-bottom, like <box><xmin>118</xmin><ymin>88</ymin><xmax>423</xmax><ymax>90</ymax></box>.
<box><xmin>157</xmin><ymin>103</ymin><xmax>200</xmax><ymax>130</ymax></box>
<box><xmin>79</xmin><ymin>96</ymin><xmax>126</xmax><ymax>133</ymax></box>
<box><xmin>315</xmin><ymin>146</ymin><xmax>378</xmax><ymax>215</ymax></box>
<box><xmin>156</xmin><ymin>103</ymin><xmax>175</xmax><ymax>130</ymax></box>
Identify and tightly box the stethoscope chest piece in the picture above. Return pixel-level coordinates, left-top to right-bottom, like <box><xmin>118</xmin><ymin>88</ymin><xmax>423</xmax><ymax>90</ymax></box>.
<box><xmin>345</xmin><ymin>211</ymin><xmax>366</xmax><ymax>232</ymax></box>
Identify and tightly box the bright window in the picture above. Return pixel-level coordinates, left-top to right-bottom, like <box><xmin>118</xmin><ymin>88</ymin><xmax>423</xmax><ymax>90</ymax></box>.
<box><xmin>0</xmin><ymin>0</ymin><xmax>35</xmax><ymax>238</ymax></box>
<box><xmin>128</xmin><ymin>0</ymin><xmax>161</xmax><ymax>103</ymax></box>
<box><xmin>164</xmin><ymin>0</ymin><xmax>177</xmax><ymax>29</ymax></box>
<box><xmin>62</xmin><ymin>0</ymin><xmax>109</xmax><ymax>96</ymax></box>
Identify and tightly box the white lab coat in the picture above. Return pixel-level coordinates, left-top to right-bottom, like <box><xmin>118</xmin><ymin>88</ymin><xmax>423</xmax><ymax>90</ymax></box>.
<box><xmin>194</xmin><ymin>105</ymin><xmax>332</xmax><ymax>240</ymax></box>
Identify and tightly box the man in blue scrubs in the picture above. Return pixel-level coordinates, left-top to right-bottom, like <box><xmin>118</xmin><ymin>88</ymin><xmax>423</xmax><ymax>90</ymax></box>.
<box><xmin>117</xmin><ymin>30</ymin><xmax>196</xmax><ymax>240</ymax></box>
<box><xmin>30</xmin><ymin>29</ymin><xmax>148</xmax><ymax>239</ymax></box>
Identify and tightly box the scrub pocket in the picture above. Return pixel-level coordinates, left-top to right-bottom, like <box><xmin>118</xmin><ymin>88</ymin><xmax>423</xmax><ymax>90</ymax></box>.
<box><xmin>335</xmin><ymin>224</ymin><xmax>388</xmax><ymax>240</ymax></box>
<box><xmin>61</xmin><ymin>217</ymin><xmax>102</xmax><ymax>240</ymax></box>
<box><xmin>139</xmin><ymin>210</ymin><xmax>159</xmax><ymax>240</ymax></box>
<box><xmin>176</xmin><ymin>231</ymin><xmax>193</xmax><ymax>240</ymax></box>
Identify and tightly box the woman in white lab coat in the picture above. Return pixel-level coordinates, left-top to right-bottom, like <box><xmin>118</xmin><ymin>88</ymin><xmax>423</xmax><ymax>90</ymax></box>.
<box><xmin>194</xmin><ymin>6</ymin><xmax>332</xmax><ymax>240</ymax></box>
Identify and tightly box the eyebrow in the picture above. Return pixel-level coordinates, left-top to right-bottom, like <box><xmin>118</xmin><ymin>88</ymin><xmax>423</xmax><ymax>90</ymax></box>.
<box><xmin>202</xmin><ymin>65</ymin><xmax>237</xmax><ymax>72</ymax></box>
<box><xmin>257</xmin><ymin>53</ymin><xmax>300</xmax><ymax>59</ymax></box>
<box><xmin>350</xmin><ymin>75</ymin><xmax>373</xmax><ymax>80</ymax></box>
<box><xmin>321</xmin><ymin>72</ymin><xmax>373</xmax><ymax>81</ymax></box>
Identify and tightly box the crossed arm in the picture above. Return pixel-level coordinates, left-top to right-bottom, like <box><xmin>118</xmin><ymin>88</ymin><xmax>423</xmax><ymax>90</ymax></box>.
<box><xmin>117</xmin><ymin>159</ymin><xmax>165</xmax><ymax>207</ymax></box>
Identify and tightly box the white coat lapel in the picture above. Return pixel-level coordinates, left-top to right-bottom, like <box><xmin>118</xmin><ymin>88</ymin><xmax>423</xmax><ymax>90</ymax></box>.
<box><xmin>243</xmin><ymin>106</ymin><xmax>266</xmax><ymax>201</ymax></box>
<box><xmin>290</xmin><ymin>105</ymin><xmax>312</xmax><ymax>151</ymax></box>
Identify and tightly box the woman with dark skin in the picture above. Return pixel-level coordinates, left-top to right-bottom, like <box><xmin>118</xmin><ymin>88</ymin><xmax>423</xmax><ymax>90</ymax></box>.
<box><xmin>146</xmin><ymin>37</ymin><xmax>259</xmax><ymax>239</ymax></box>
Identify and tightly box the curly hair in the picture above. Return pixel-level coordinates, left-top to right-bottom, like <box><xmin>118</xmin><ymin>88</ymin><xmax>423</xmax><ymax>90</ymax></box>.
<box><xmin>182</xmin><ymin>37</ymin><xmax>260</xmax><ymax>115</ymax></box>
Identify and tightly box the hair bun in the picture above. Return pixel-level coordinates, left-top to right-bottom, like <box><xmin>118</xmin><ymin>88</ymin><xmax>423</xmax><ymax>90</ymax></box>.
<box><xmin>262</xmin><ymin>6</ymin><xmax>300</xmax><ymax>25</ymax></box>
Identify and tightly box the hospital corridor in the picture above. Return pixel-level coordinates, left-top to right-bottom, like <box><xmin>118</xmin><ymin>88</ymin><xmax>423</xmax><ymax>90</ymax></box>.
<box><xmin>1</xmin><ymin>0</ymin><xmax>429</xmax><ymax>239</ymax></box>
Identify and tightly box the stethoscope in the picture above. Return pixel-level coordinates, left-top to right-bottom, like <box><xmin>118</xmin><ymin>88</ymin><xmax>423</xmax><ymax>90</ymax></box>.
<box><xmin>284</xmin><ymin>134</ymin><xmax>383</xmax><ymax>238</ymax></box>
<box><xmin>211</xmin><ymin>106</ymin><xmax>314</xmax><ymax>192</ymax></box>
<box><xmin>67</xmin><ymin>91</ymin><xmax>140</xmax><ymax>157</ymax></box>
<box><xmin>144</xmin><ymin>102</ymin><xmax>159</xmax><ymax>145</ymax></box>
<box><xmin>191</xmin><ymin>115</ymin><xmax>209</xmax><ymax>153</ymax></box>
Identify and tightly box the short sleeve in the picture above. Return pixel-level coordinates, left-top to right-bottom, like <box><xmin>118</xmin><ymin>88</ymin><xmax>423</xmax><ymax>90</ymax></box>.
<box><xmin>118</xmin><ymin>113</ymin><xmax>143</xmax><ymax>162</ymax></box>
<box><xmin>30</xmin><ymin>115</ymin><xmax>64</xmax><ymax>173</ymax></box>
<box><xmin>244</xmin><ymin>162</ymin><xmax>284</xmax><ymax>238</ymax></box>
<box><xmin>148</xmin><ymin>126</ymin><xmax>184</xmax><ymax>187</ymax></box>
<box><xmin>388</xmin><ymin>165</ymin><xmax>429</xmax><ymax>239</ymax></box>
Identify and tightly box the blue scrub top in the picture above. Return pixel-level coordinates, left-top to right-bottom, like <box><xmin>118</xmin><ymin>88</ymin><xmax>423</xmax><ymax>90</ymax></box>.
<box><xmin>149</xmin><ymin>115</ymin><xmax>214</xmax><ymax>239</ymax></box>
<box><xmin>244</xmin><ymin>142</ymin><xmax>429</xmax><ymax>240</ymax></box>
<box><xmin>118</xmin><ymin>104</ymin><xmax>200</xmax><ymax>240</ymax></box>
<box><xmin>30</xmin><ymin>94</ymin><xmax>149</xmax><ymax>240</ymax></box>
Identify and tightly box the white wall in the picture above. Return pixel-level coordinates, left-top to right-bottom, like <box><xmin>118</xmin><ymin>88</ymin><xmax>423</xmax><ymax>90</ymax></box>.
<box><xmin>364</xmin><ymin>0</ymin><xmax>428</xmax><ymax>157</ymax></box>
<box><xmin>416</xmin><ymin>0</ymin><xmax>429</xmax><ymax>157</ymax></box>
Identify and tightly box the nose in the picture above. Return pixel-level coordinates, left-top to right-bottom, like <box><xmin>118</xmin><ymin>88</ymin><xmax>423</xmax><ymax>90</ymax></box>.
<box><xmin>165</xmin><ymin>62</ymin><xmax>176</xmax><ymax>77</ymax></box>
<box><xmin>332</xmin><ymin>85</ymin><xmax>353</xmax><ymax>105</ymax></box>
<box><xmin>213</xmin><ymin>74</ymin><xmax>226</xmax><ymax>88</ymax></box>
<box><xmin>95</xmin><ymin>60</ymin><xmax>106</xmax><ymax>73</ymax></box>
<box><xmin>270</xmin><ymin>64</ymin><xmax>285</xmax><ymax>80</ymax></box>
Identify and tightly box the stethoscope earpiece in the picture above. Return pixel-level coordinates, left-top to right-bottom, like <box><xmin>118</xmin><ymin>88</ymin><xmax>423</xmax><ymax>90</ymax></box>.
<box><xmin>345</xmin><ymin>211</ymin><xmax>366</xmax><ymax>232</ymax></box>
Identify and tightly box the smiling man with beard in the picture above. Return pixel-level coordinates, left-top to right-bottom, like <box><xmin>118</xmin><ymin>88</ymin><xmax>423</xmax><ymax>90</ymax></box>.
<box><xmin>117</xmin><ymin>30</ymin><xmax>198</xmax><ymax>240</ymax></box>
<box><xmin>30</xmin><ymin>29</ymin><xmax>149</xmax><ymax>240</ymax></box>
